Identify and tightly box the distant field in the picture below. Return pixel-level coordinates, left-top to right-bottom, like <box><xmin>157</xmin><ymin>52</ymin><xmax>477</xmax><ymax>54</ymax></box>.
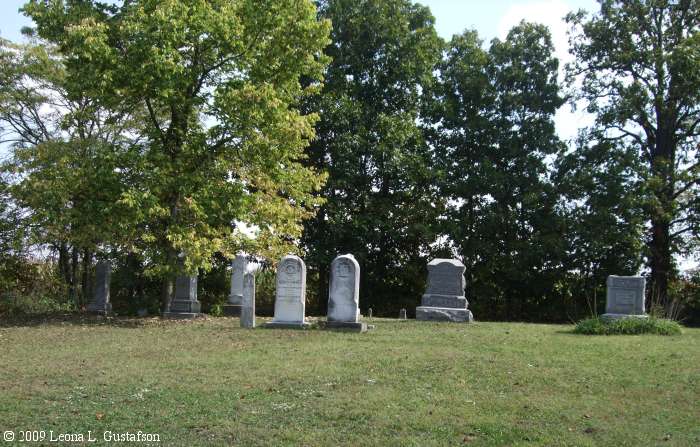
<box><xmin>1</xmin><ymin>317</ymin><xmax>698</xmax><ymax>446</ymax></box>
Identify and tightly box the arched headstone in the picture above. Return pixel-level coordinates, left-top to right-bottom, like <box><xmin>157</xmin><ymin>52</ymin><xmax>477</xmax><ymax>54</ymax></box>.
<box><xmin>265</xmin><ymin>255</ymin><xmax>309</xmax><ymax>328</ymax></box>
<box><xmin>326</xmin><ymin>254</ymin><xmax>367</xmax><ymax>332</ymax></box>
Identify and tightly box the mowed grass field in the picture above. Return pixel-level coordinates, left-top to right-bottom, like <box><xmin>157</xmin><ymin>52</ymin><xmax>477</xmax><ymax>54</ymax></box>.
<box><xmin>1</xmin><ymin>317</ymin><xmax>698</xmax><ymax>446</ymax></box>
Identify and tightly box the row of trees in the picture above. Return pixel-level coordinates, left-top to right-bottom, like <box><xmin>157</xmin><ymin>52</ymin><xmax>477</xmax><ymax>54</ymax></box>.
<box><xmin>1</xmin><ymin>0</ymin><xmax>698</xmax><ymax>322</ymax></box>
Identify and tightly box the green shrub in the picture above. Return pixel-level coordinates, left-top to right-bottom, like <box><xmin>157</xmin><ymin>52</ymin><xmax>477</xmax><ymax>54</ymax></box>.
<box><xmin>574</xmin><ymin>316</ymin><xmax>682</xmax><ymax>335</ymax></box>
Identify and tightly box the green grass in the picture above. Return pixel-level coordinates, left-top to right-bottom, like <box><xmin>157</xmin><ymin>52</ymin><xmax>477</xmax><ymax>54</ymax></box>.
<box><xmin>574</xmin><ymin>316</ymin><xmax>683</xmax><ymax>336</ymax></box>
<box><xmin>0</xmin><ymin>316</ymin><xmax>698</xmax><ymax>446</ymax></box>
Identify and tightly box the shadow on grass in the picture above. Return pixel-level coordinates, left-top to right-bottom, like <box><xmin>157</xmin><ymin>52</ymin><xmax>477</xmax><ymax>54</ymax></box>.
<box><xmin>0</xmin><ymin>312</ymin><xmax>218</xmax><ymax>329</ymax></box>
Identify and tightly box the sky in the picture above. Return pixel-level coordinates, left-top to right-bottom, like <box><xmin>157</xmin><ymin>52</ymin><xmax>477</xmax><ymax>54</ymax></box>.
<box><xmin>0</xmin><ymin>0</ymin><xmax>599</xmax><ymax>142</ymax></box>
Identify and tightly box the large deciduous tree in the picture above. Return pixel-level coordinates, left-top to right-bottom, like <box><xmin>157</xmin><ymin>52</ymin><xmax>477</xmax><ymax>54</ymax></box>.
<box><xmin>567</xmin><ymin>0</ymin><xmax>700</xmax><ymax>307</ymax></box>
<box><xmin>425</xmin><ymin>24</ymin><xmax>567</xmax><ymax>320</ymax></box>
<box><xmin>301</xmin><ymin>0</ymin><xmax>443</xmax><ymax>315</ymax></box>
<box><xmin>0</xmin><ymin>35</ymin><xmax>139</xmax><ymax>306</ymax></box>
<box><xmin>24</xmin><ymin>0</ymin><xmax>331</xmax><ymax>309</ymax></box>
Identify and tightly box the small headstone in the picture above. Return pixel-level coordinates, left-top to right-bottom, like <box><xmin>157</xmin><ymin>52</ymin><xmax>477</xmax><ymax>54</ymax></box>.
<box><xmin>602</xmin><ymin>276</ymin><xmax>647</xmax><ymax>320</ymax></box>
<box><xmin>87</xmin><ymin>261</ymin><xmax>112</xmax><ymax>315</ymax></box>
<box><xmin>265</xmin><ymin>255</ymin><xmax>310</xmax><ymax>328</ymax></box>
<box><xmin>223</xmin><ymin>254</ymin><xmax>247</xmax><ymax>316</ymax></box>
<box><xmin>162</xmin><ymin>259</ymin><xmax>201</xmax><ymax>319</ymax></box>
<box><xmin>399</xmin><ymin>308</ymin><xmax>407</xmax><ymax>320</ymax></box>
<box><xmin>326</xmin><ymin>254</ymin><xmax>367</xmax><ymax>332</ymax></box>
<box><xmin>416</xmin><ymin>259</ymin><xmax>474</xmax><ymax>322</ymax></box>
<box><xmin>240</xmin><ymin>272</ymin><xmax>256</xmax><ymax>328</ymax></box>
<box><xmin>368</xmin><ymin>308</ymin><xmax>373</xmax><ymax>318</ymax></box>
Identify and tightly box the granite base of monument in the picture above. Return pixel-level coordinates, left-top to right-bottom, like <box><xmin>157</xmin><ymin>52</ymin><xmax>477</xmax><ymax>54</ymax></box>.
<box><xmin>324</xmin><ymin>320</ymin><xmax>369</xmax><ymax>333</ymax></box>
<box><xmin>264</xmin><ymin>321</ymin><xmax>312</xmax><ymax>329</ymax></box>
<box><xmin>416</xmin><ymin>306</ymin><xmax>473</xmax><ymax>322</ymax></box>
<box><xmin>162</xmin><ymin>300</ymin><xmax>202</xmax><ymax>319</ymax></box>
<box><xmin>87</xmin><ymin>303</ymin><xmax>113</xmax><ymax>315</ymax></box>
<box><xmin>601</xmin><ymin>313</ymin><xmax>649</xmax><ymax>321</ymax></box>
<box><xmin>162</xmin><ymin>311</ymin><xmax>202</xmax><ymax>319</ymax></box>
<box><xmin>222</xmin><ymin>304</ymin><xmax>242</xmax><ymax>316</ymax></box>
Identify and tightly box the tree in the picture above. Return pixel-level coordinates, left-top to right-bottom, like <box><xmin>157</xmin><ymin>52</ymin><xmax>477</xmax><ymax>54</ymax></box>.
<box><xmin>0</xmin><ymin>35</ymin><xmax>140</xmax><ymax>306</ymax></box>
<box><xmin>567</xmin><ymin>0</ymin><xmax>700</xmax><ymax>307</ymax></box>
<box><xmin>301</xmin><ymin>0</ymin><xmax>443</xmax><ymax>315</ymax></box>
<box><xmin>554</xmin><ymin>137</ymin><xmax>647</xmax><ymax>315</ymax></box>
<box><xmin>425</xmin><ymin>24</ymin><xmax>567</xmax><ymax>320</ymax></box>
<box><xmin>24</xmin><ymin>0</ymin><xmax>331</xmax><ymax>309</ymax></box>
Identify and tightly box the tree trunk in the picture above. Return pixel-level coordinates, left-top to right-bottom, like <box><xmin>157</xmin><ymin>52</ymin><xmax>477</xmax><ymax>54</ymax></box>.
<box><xmin>58</xmin><ymin>242</ymin><xmax>71</xmax><ymax>285</ymax></box>
<box><xmin>70</xmin><ymin>247</ymin><xmax>79</xmax><ymax>308</ymax></box>
<box><xmin>81</xmin><ymin>249</ymin><xmax>92</xmax><ymax>307</ymax></box>
<box><xmin>317</xmin><ymin>262</ymin><xmax>329</xmax><ymax>317</ymax></box>
<box><xmin>648</xmin><ymin>120</ymin><xmax>676</xmax><ymax>312</ymax></box>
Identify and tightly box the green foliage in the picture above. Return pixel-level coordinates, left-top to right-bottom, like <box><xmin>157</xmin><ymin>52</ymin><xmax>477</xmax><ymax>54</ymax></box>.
<box><xmin>566</xmin><ymin>0</ymin><xmax>700</xmax><ymax>304</ymax></box>
<box><xmin>23</xmin><ymin>0</ymin><xmax>331</xmax><ymax>309</ymax></box>
<box><xmin>574</xmin><ymin>316</ymin><xmax>682</xmax><ymax>336</ymax></box>
<box><xmin>425</xmin><ymin>23</ymin><xmax>568</xmax><ymax>321</ymax></box>
<box><xmin>0</xmin><ymin>260</ymin><xmax>73</xmax><ymax>316</ymax></box>
<box><xmin>302</xmin><ymin>0</ymin><xmax>443</xmax><ymax>315</ymax></box>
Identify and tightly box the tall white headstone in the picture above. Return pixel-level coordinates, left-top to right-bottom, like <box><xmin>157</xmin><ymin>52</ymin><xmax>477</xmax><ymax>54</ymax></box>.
<box><xmin>223</xmin><ymin>254</ymin><xmax>247</xmax><ymax>316</ymax></box>
<box><xmin>265</xmin><ymin>255</ymin><xmax>309</xmax><ymax>328</ymax></box>
<box><xmin>326</xmin><ymin>254</ymin><xmax>367</xmax><ymax>332</ymax></box>
<box><xmin>240</xmin><ymin>272</ymin><xmax>256</xmax><ymax>328</ymax></box>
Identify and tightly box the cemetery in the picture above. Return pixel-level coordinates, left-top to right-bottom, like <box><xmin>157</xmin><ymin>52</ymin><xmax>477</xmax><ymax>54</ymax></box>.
<box><xmin>0</xmin><ymin>0</ymin><xmax>699</xmax><ymax>445</ymax></box>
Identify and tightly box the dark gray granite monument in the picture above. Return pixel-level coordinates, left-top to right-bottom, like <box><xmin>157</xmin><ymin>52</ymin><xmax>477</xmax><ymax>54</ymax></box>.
<box><xmin>87</xmin><ymin>261</ymin><xmax>112</xmax><ymax>314</ymax></box>
<box><xmin>602</xmin><ymin>275</ymin><xmax>648</xmax><ymax>320</ymax></box>
<box><xmin>223</xmin><ymin>254</ymin><xmax>246</xmax><ymax>316</ymax></box>
<box><xmin>162</xmin><ymin>274</ymin><xmax>201</xmax><ymax>319</ymax></box>
<box><xmin>416</xmin><ymin>258</ymin><xmax>474</xmax><ymax>322</ymax></box>
<box><xmin>326</xmin><ymin>254</ymin><xmax>367</xmax><ymax>332</ymax></box>
<box><xmin>240</xmin><ymin>272</ymin><xmax>256</xmax><ymax>328</ymax></box>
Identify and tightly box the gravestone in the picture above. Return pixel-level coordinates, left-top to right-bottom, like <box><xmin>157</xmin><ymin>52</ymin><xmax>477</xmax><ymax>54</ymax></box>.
<box><xmin>416</xmin><ymin>258</ymin><xmax>474</xmax><ymax>322</ymax></box>
<box><xmin>602</xmin><ymin>275</ymin><xmax>648</xmax><ymax>320</ymax></box>
<box><xmin>240</xmin><ymin>272</ymin><xmax>256</xmax><ymax>328</ymax></box>
<box><xmin>162</xmin><ymin>273</ymin><xmax>201</xmax><ymax>319</ymax></box>
<box><xmin>399</xmin><ymin>308</ymin><xmax>407</xmax><ymax>320</ymax></box>
<box><xmin>368</xmin><ymin>308</ymin><xmax>373</xmax><ymax>318</ymax></box>
<box><xmin>223</xmin><ymin>254</ymin><xmax>247</xmax><ymax>316</ymax></box>
<box><xmin>265</xmin><ymin>255</ymin><xmax>310</xmax><ymax>328</ymax></box>
<box><xmin>87</xmin><ymin>261</ymin><xmax>112</xmax><ymax>314</ymax></box>
<box><xmin>326</xmin><ymin>254</ymin><xmax>367</xmax><ymax>332</ymax></box>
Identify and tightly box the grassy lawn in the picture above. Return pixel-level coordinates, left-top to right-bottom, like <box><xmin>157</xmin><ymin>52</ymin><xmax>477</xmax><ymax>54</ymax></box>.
<box><xmin>1</xmin><ymin>316</ymin><xmax>698</xmax><ymax>446</ymax></box>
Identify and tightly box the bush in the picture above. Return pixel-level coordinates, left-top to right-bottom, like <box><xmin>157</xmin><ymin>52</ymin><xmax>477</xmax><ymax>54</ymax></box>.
<box><xmin>573</xmin><ymin>316</ymin><xmax>682</xmax><ymax>335</ymax></box>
